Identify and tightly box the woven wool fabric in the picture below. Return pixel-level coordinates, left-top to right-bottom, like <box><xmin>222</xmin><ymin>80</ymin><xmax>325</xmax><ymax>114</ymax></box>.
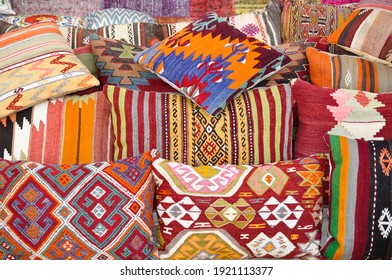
<box><xmin>227</xmin><ymin>0</ymin><xmax>281</xmax><ymax>46</ymax></box>
<box><xmin>104</xmin><ymin>83</ymin><xmax>294</xmax><ymax>166</ymax></box>
<box><xmin>258</xmin><ymin>36</ymin><xmax>330</xmax><ymax>87</ymax></box>
<box><xmin>134</xmin><ymin>12</ymin><xmax>291</xmax><ymax>116</ymax></box>
<box><xmin>281</xmin><ymin>0</ymin><xmax>355</xmax><ymax>43</ymax></box>
<box><xmin>74</xmin><ymin>44</ymin><xmax>99</xmax><ymax>80</ymax></box>
<box><xmin>12</xmin><ymin>0</ymin><xmax>102</xmax><ymax>18</ymax></box>
<box><xmin>2</xmin><ymin>14</ymin><xmax>86</xmax><ymax>28</ymax></box>
<box><xmin>323</xmin><ymin>135</ymin><xmax>392</xmax><ymax>259</ymax></box>
<box><xmin>90</xmin><ymin>36</ymin><xmax>177</xmax><ymax>93</ymax></box>
<box><xmin>0</xmin><ymin>22</ymin><xmax>100</xmax><ymax>118</ymax></box>
<box><xmin>0</xmin><ymin>150</ymin><xmax>158</xmax><ymax>260</ymax></box>
<box><xmin>0</xmin><ymin>91</ymin><xmax>113</xmax><ymax>164</ymax></box>
<box><xmin>86</xmin><ymin>8</ymin><xmax>157</xmax><ymax>29</ymax></box>
<box><xmin>0</xmin><ymin>0</ymin><xmax>14</xmax><ymax>15</ymax></box>
<box><xmin>321</xmin><ymin>0</ymin><xmax>359</xmax><ymax>4</ymax></box>
<box><xmin>291</xmin><ymin>79</ymin><xmax>392</xmax><ymax>158</ymax></box>
<box><xmin>153</xmin><ymin>154</ymin><xmax>328</xmax><ymax>259</ymax></box>
<box><xmin>328</xmin><ymin>4</ymin><xmax>392</xmax><ymax>66</ymax></box>
<box><xmin>306</xmin><ymin>47</ymin><xmax>392</xmax><ymax>93</ymax></box>
<box><xmin>59</xmin><ymin>22</ymin><xmax>177</xmax><ymax>49</ymax></box>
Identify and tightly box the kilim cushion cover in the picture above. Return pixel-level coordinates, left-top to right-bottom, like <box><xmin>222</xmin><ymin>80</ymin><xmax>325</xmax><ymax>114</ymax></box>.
<box><xmin>321</xmin><ymin>0</ymin><xmax>359</xmax><ymax>4</ymax></box>
<box><xmin>2</xmin><ymin>14</ymin><xmax>86</xmax><ymax>28</ymax></box>
<box><xmin>328</xmin><ymin>4</ymin><xmax>392</xmax><ymax>66</ymax></box>
<box><xmin>152</xmin><ymin>154</ymin><xmax>328</xmax><ymax>260</ymax></box>
<box><xmin>0</xmin><ymin>0</ymin><xmax>14</xmax><ymax>15</ymax></box>
<box><xmin>104</xmin><ymin>83</ymin><xmax>294</xmax><ymax>166</ymax></box>
<box><xmin>0</xmin><ymin>22</ymin><xmax>100</xmax><ymax>118</ymax></box>
<box><xmin>258</xmin><ymin>36</ymin><xmax>330</xmax><ymax>87</ymax></box>
<box><xmin>322</xmin><ymin>134</ymin><xmax>392</xmax><ymax>259</ymax></box>
<box><xmin>74</xmin><ymin>44</ymin><xmax>99</xmax><ymax>80</ymax></box>
<box><xmin>90</xmin><ymin>36</ymin><xmax>177</xmax><ymax>92</ymax></box>
<box><xmin>133</xmin><ymin>12</ymin><xmax>291</xmax><ymax>116</ymax></box>
<box><xmin>291</xmin><ymin>79</ymin><xmax>392</xmax><ymax>159</ymax></box>
<box><xmin>226</xmin><ymin>0</ymin><xmax>282</xmax><ymax>46</ymax></box>
<box><xmin>0</xmin><ymin>91</ymin><xmax>113</xmax><ymax>164</ymax></box>
<box><xmin>281</xmin><ymin>0</ymin><xmax>355</xmax><ymax>44</ymax></box>
<box><xmin>59</xmin><ymin>22</ymin><xmax>178</xmax><ymax>49</ymax></box>
<box><xmin>0</xmin><ymin>150</ymin><xmax>159</xmax><ymax>260</ymax></box>
<box><xmin>306</xmin><ymin>47</ymin><xmax>392</xmax><ymax>93</ymax></box>
<box><xmin>86</xmin><ymin>8</ymin><xmax>156</xmax><ymax>29</ymax></box>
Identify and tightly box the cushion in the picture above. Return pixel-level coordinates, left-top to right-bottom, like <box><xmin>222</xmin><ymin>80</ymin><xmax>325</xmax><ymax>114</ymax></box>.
<box><xmin>2</xmin><ymin>14</ymin><xmax>86</xmax><ymax>28</ymax></box>
<box><xmin>281</xmin><ymin>0</ymin><xmax>355</xmax><ymax>43</ymax></box>
<box><xmin>0</xmin><ymin>150</ymin><xmax>158</xmax><ymax>260</ymax></box>
<box><xmin>226</xmin><ymin>0</ymin><xmax>282</xmax><ymax>46</ymax></box>
<box><xmin>0</xmin><ymin>22</ymin><xmax>100</xmax><ymax>118</ymax></box>
<box><xmin>359</xmin><ymin>0</ymin><xmax>392</xmax><ymax>3</ymax></box>
<box><xmin>104</xmin><ymin>83</ymin><xmax>294</xmax><ymax>166</ymax></box>
<box><xmin>74</xmin><ymin>44</ymin><xmax>99</xmax><ymax>80</ymax></box>
<box><xmin>328</xmin><ymin>4</ymin><xmax>392</xmax><ymax>66</ymax></box>
<box><xmin>59</xmin><ymin>22</ymin><xmax>177</xmax><ymax>49</ymax></box>
<box><xmin>0</xmin><ymin>91</ymin><xmax>113</xmax><ymax>164</ymax></box>
<box><xmin>12</xmin><ymin>0</ymin><xmax>102</xmax><ymax>18</ymax></box>
<box><xmin>153</xmin><ymin>154</ymin><xmax>328</xmax><ymax>259</ymax></box>
<box><xmin>306</xmin><ymin>47</ymin><xmax>392</xmax><ymax>93</ymax></box>
<box><xmin>86</xmin><ymin>8</ymin><xmax>156</xmax><ymax>29</ymax></box>
<box><xmin>291</xmin><ymin>79</ymin><xmax>392</xmax><ymax>158</ymax></box>
<box><xmin>322</xmin><ymin>134</ymin><xmax>392</xmax><ymax>259</ymax></box>
<box><xmin>0</xmin><ymin>0</ymin><xmax>15</xmax><ymax>15</ymax></box>
<box><xmin>0</xmin><ymin>20</ymin><xmax>17</xmax><ymax>34</ymax></box>
<box><xmin>90</xmin><ymin>35</ymin><xmax>176</xmax><ymax>92</ymax></box>
<box><xmin>258</xmin><ymin>36</ymin><xmax>330</xmax><ymax>87</ymax></box>
<box><xmin>134</xmin><ymin>12</ymin><xmax>291</xmax><ymax>116</ymax></box>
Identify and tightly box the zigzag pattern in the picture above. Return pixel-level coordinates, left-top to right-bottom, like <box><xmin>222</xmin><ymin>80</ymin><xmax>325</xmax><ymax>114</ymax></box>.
<box><xmin>86</xmin><ymin>8</ymin><xmax>156</xmax><ymax>29</ymax></box>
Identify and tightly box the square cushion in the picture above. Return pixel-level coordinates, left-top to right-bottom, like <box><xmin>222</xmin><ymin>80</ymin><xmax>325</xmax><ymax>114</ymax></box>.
<box><xmin>59</xmin><ymin>22</ymin><xmax>178</xmax><ymax>49</ymax></box>
<box><xmin>104</xmin><ymin>83</ymin><xmax>294</xmax><ymax>166</ymax></box>
<box><xmin>323</xmin><ymin>134</ymin><xmax>392</xmax><ymax>259</ymax></box>
<box><xmin>291</xmin><ymin>79</ymin><xmax>392</xmax><ymax>158</ymax></box>
<box><xmin>258</xmin><ymin>36</ymin><xmax>330</xmax><ymax>87</ymax></box>
<box><xmin>73</xmin><ymin>44</ymin><xmax>99</xmax><ymax>80</ymax></box>
<box><xmin>306</xmin><ymin>47</ymin><xmax>392</xmax><ymax>93</ymax></box>
<box><xmin>0</xmin><ymin>91</ymin><xmax>113</xmax><ymax>164</ymax></box>
<box><xmin>86</xmin><ymin>8</ymin><xmax>156</xmax><ymax>29</ymax></box>
<box><xmin>90</xmin><ymin>36</ymin><xmax>176</xmax><ymax>92</ymax></box>
<box><xmin>0</xmin><ymin>150</ymin><xmax>158</xmax><ymax>260</ymax></box>
<box><xmin>153</xmin><ymin>154</ymin><xmax>328</xmax><ymax>259</ymax></box>
<box><xmin>328</xmin><ymin>4</ymin><xmax>392</xmax><ymax>66</ymax></box>
<box><xmin>133</xmin><ymin>12</ymin><xmax>291</xmax><ymax>116</ymax></box>
<box><xmin>0</xmin><ymin>22</ymin><xmax>100</xmax><ymax>118</ymax></box>
<box><xmin>226</xmin><ymin>0</ymin><xmax>282</xmax><ymax>46</ymax></box>
<box><xmin>281</xmin><ymin>0</ymin><xmax>355</xmax><ymax>43</ymax></box>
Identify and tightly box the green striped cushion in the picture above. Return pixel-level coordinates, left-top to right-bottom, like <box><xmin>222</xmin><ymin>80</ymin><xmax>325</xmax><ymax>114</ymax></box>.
<box><xmin>323</xmin><ymin>134</ymin><xmax>392</xmax><ymax>259</ymax></box>
<box><xmin>103</xmin><ymin>84</ymin><xmax>294</xmax><ymax>166</ymax></box>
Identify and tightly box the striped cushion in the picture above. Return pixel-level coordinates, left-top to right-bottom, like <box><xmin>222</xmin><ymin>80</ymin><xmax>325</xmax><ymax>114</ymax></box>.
<box><xmin>0</xmin><ymin>91</ymin><xmax>113</xmax><ymax>164</ymax></box>
<box><xmin>328</xmin><ymin>4</ymin><xmax>392</xmax><ymax>66</ymax></box>
<box><xmin>2</xmin><ymin>14</ymin><xmax>86</xmax><ymax>28</ymax></box>
<box><xmin>86</xmin><ymin>8</ymin><xmax>156</xmax><ymax>29</ymax></box>
<box><xmin>104</xmin><ymin>84</ymin><xmax>294</xmax><ymax>166</ymax></box>
<box><xmin>0</xmin><ymin>22</ymin><xmax>100</xmax><ymax>118</ymax></box>
<box><xmin>291</xmin><ymin>79</ymin><xmax>392</xmax><ymax>158</ymax></box>
<box><xmin>59</xmin><ymin>22</ymin><xmax>177</xmax><ymax>49</ymax></box>
<box><xmin>306</xmin><ymin>47</ymin><xmax>392</xmax><ymax>93</ymax></box>
<box><xmin>323</xmin><ymin>134</ymin><xmax>392</xmax><ymax>259</ymax></box>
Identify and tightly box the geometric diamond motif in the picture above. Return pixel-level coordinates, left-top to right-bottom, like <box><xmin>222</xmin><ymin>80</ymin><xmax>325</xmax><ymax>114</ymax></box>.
<box><xmin>41</xmin><ymin>227</ymin><xmax>97</xmax><ymax>260</ymax></box>
<box><xmin>247</xmin><ymin>166</ymin><xmax>289</xmax><ymax>196</ymax></box>
<box><xmin>379</xmin><ymin>148</ymin><xmax>392</xmax><ymax>176</ymax></box>
<box><xmin>259</xmin><ymin>196</ymin><xmax>304</xmax><ymax>229</ymax></box>
<box><xmin>247</xmin><ymin>232</ymin><xmax>295</xmax><ymax>258</ymax></box>
<box><xmin>378</xmin><ymin>208</ymin><xmax>392</xmax><ymax>239</ymax></box>
<box><xmin>157</xmin><ymin>196</ymin><xmax>201</xmax><ymax>228</ymax></box>
<box><xmin>205</xmin><ymin>198</ymin><xmax>256</xmax><ymax>229</ymax></box>
<box><xmin>69</xmin><ymin>175</ymin><xmax>131</xmax><ymax>248</ymax></box>
<box><xmin>5</xmin><ymin>176</ymin><xmax>61</xmax><ymax>251</ymax></box>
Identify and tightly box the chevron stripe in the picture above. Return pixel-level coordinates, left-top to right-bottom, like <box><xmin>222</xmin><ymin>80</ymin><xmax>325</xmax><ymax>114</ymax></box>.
<box><xmin>86</xmin><ymin>8</ymin><xmax>156</xmax><ymax>29</ymax></box>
